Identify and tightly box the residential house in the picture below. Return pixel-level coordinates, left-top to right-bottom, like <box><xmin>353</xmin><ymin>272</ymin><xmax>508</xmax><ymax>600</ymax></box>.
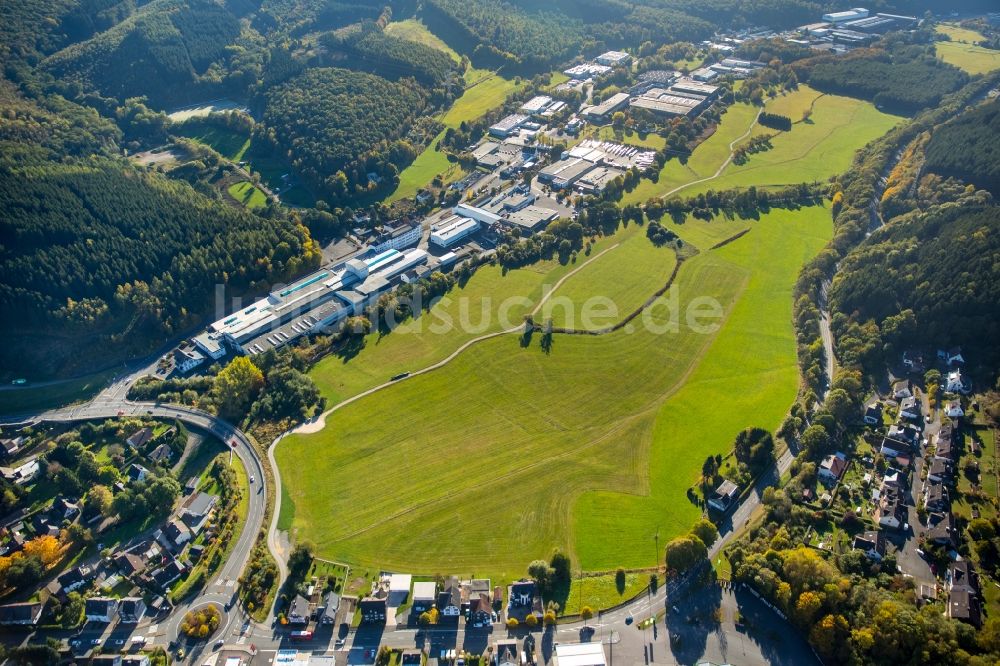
<box><xmin>92</xmin><ymin>656</ymin><xmax>122</xmax><ymax>666</ymax></box>
<box><xmin>412</xmin><ymin>581</ymin><xmax>436</xmax><ymax>613</ymax></box>
<box><xmin>320</xmin><ymin>592</ymin><xmax>340</xmax><ymax>624</ymax></box>
<box><xmin>128</xmin><ymin>464</ymin><xmax>151</xmax><ymax>483</ymax></box>
<box><xmin>898</xmin><ymin>396</ymin><xmax>921</xmax><ymax>421</ymax></box>
<box><xmin>52</xmin><ymin>496</ymin><xmax>79</xmax><ymax>520</ymax></box>
<box><xmin>818</xmin><ymin>453</ymin><xmax>848</xmax><ymax>484</ymax></box>
<box><xmin>150</xmin><ymin>557</ymin><xmax>185</xmax><ymax>590</ymax></box>
<box><xmin>119</xmin><ymin>597</ymin><xmax>146</xmax><ymax>623</ymax></box>
<box><xmin>495</xmin><ymin>639</ymin><xmax>519</xmax><ymax>666</ymax></box>
<box><xmin>85</xmin><ymin>597</ymin><xmax>119</xmax><ymax>623</ymax></box>
<box><xmin>945</xmin><ymin>401</ymin><xmax>964</xmax><ymax>419</ymax></box>
<box><xmin>946</xmin><ymin>369</ymin><xmax>970</xmax><ymax>394</ymax></box>
<box><xmin>122</xmin><ymin>656</ymin><xmax>151</xmax><ymax>666</ymax></box>
<box><xmin>148</xmin><ymin>443</ymin><xmax>173</xmax><ymax>464</ymax></box>
<box><xmin>507</xmin><ymin>579</ymin><xmax>542</xmax><ymax>621</ymax></box>
<box><xmin>401</xmin><ymin>650</ymin><xmax>423</xmax><ymax>666</ymax></box>
<box><xmin>160</xmin><ymin>518</ymin><xmax>192</xmax><ymax>550</ymax></box>
<box><xmin>882</xmin><ymin>468</ymin><xmax>903</xmax><ymax>489</ymax></box>
<box><xmin>126</xmin><ymin>428</ymin><xmax>154</xmax><ymax>450</ymax></box>
<box><xmin>0</xmin><ymin>436</ymin><xmax>24</xmax><ymax>459</ymax></box>
<box><xmin>937</xmin><ymin>347</ymin><xmax>965</xmax><ymax>366</ymax></box>
<box><xmin>902</xmin><ymin>351</ymin><xmax>925</xmax><ymax>373</ymax></box>
<box><xmin>707</xmin><ymin>480</ymin><xmax>740</xmax><ymax>512</ymax></box>
<box><xmin>463</xmin><ymin>579</ymin><xmax>492</xmax><ymax>626</ymax></box>
<box><xmin>387</xmin><ymin>573</ymin><xmax>412</xmax><ymax>606</ymax></box>
<box><xmin>924</xmin><ymin>512</ymin><xmax>956</xmax><ymax>546</ymax></box>
<box><xmin>852</xmin><ymin>531</ymin><xmax>886</xmax><ymax>561</ymax></box>
<box><xmin>288</xmin><ymin>594</ymin><xmax>310</xmax><ymax>625</ymax></box>
<box><xmin>0</xmin><ymin>601</ymin><xmax>44</xmax><ymax>626</ymax></box>
<box><xmin>875</xmin><ymin>491</ymin><xmax>906</xmax><ymax>530</ymax></box>
<box><xmin>58</xmin><ymin>564</ymin><xmax>95</xmax><ymax>594</ymax></box>
<box><xmin>935</xmin><ymin>426</ymin><xmax>958</xmax><ymax>461</ymax></box>
<box><xmin>437</xmin><ymin>578</ymin><xmax>462</xmax><ymax>621</ymax></box>
<box><xmin>180</xmin><ymin>491</ymin><xmax>218</xmax><ymax>535</ymax></box>
<box><xmin>893</xmin><ymin>383</ymin><xmax>912</xmax><ymax>400</ymax></box>
<box><xmin>115</xmin><ymin>552</ymin><xmax>147</xmax><ymax>576</ymax></box>
<box><xmin>1</xmin><ymin>459</ymin><xmax>39</xmax><ymax>485</ymax></box>
<box><xmin>863</xmin><ymin>403</ymin><xmax>883</xmax><ymax>426</ymax></box>
<box><xmin>927</xmin><ymin>458</ymin><xmax>953</xmax><ymax>484</ymax></box>
<box><xmin>360</xmin><ymin>596</ymin><xmax>387</xmax><ymax>623</ymax></box>
<box><xmin>924</xmin><ymin>482</ymin><xmax>949</xmax><ymax>512</ymax></box>
<box><xmin>173</xmin><ymin>344</ymin><xmax>206</xmax><ymax>374</ymax></box>
<box><xmin>948</xmin><ymin>561</ymin><xmax>981</xmax><ymax>627</ymax></box>
<box><xmin>881</xmin><ymin>424</ymin><xmax>920</xmax><ymax>458</ymax></box>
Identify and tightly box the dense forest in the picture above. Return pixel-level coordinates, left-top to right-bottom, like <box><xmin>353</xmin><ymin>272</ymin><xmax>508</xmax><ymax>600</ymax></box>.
<box><xmin>260</xmin><ymin>67</ymin><xmax>429</xmax><ymax>203</ymax></box>
<box><xmin>319</xmin><ymin>21</ymin><xmax>461</xmax><ymax>88</ymax></box>
<box><xmin>925</xmin><ymin>100</ymin><xmax>1000</xmax><ymax>196</ymax></box>
<box><xmin>39</xmin><ymin>0</ymin><xmax>243</xmax><ymax>106</ymax></box>
<box><xmin>830</xmin><ymin>203</ymin><xmax>1000</xmax><ymax>372</ymax></box>
<box><xmin>802</xmin><ymin>42</ymin><xmax>969</xmax><ymax>114</ymax></box>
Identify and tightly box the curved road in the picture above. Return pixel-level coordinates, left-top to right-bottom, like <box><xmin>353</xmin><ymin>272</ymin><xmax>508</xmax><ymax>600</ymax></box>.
<box><xmin>0</xmin><ymin>399</ymin><xmax>269</xmax><ymax>649</ymax></box>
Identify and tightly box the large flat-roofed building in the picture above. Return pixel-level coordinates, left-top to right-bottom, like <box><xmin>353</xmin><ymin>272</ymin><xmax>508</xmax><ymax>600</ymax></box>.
<box><xmin>504</xmin><ymin>206</ymin><xmax>559</xmax><ymax>233</ymax></box>
<box><xmin>564</xmin><ymin>63</ymin><xmax>612</xmax><ymax>80</ymax></box>
<box><xmin>582</xmin><ymin>92</ymin><xmax>631</xmax><ymax>123</ymax></box>
<box><xmin>690</xmin><ymin>67</ymin><xmax>719</xmax><ymax>82</ymax></box>
<box><xmin>630</xmin><ymin>90</ymin><xmax>705</xmax><ymax>117</ymax></box>
<box><xmin>489</xmin><ymin>114</ymin><xmax>529</xmax><ymax>138</ymax></box>
<box><xmin>822</xmin><ymin>7</ymin><xmax>869</xmax><ymax>23</ymax></box>
<box><xmin>575</xmin><ymin>165</ymin><xmax>625</xmax><ymax>194</ymax></box>
<box><xmin>670</xmin><ymin>78</ymin><xmax>720</xmax><ymax>98</ymax></box>
<box><xmin>596</xmin><ymin>50</ymin><xmax>631</xmax><ymax>67</ymax></box>
<box><xmin>430</xmin><ymin>215</ymin><xmax>480</xmax><ymax>248</ymax></box>
<box><xmin>538</xmin><ymin>157</ymin><xmax>597</xmax><ymax>189</ymax></box>
<box><xmin>554</xmin><ymin>643</ymin><xmax>607</xmax><ymax>666</ymax></box>
<box><xmin>203</xmin><ymin>248</ymin><xmax>428</xmax><ymax>356</ymax></box>
<box><xmin>454</xmin><ymin>203</ymin><xmax>502</xmax><ymax>226</ymax></box>
<box><xmin>520</xmin><ymin>95</ymin><xmax>555</xmax><ymax>116</ymax></box>
<box><xmin>370</xmin><ymin>221</ymin><xmax>422</xmax><ymax>253</ymax></box>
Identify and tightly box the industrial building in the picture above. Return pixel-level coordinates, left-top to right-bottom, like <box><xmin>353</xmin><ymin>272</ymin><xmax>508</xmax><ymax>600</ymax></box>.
<box><xmin>690</xmin><ymin>67</ymin><xmax>719</xmax><ymax>81</ymax></box>
<box><xmin>504</xmin><ymin>206</ymin><xmax>560</xmax><ymax>233</ymax></box>
<box><xmin>193</xmin><ymin>248</ymin><xmax>429</xmax><ymax>358</ymax></box>
<box><xmin>520</xmin><ymin>95</ymin><xmax>559</xmax><ymax>116</ymax></box>
<box><xmin>822</xmin><ymin>7</ymin><xmax>869</xmax><ymax>23</ymax></box>
<box><xmin>489</xmin><ymin>114</ymin><xmax>529</xmax><ymax>138</ymax></box>
<box><xmin>430</xmin><ymin>215</ymin><xmax>480</xmax><ymax>248</ymax></box>
<box><xmin>595</xmin><ymin>50</ymin><xmax>631</xmax><ymax>67</ymax></box>
<box><xmin>538</xmin><ymin>157</ymin><xmax>598</xmax><ymax>189</ymax></box>
<box><xmin>582</xmin><ymin>92</ymin><xmax>631</xmax><ymax>123</ymax></box>
<box><xmin>563</xmin><ymin>63</ymin><xmax>612</xmax><ymax>80</ymax></box>
<box><xmin>369</xmin><ymin>220</ymin><xmax>421</xmax><ymax>253</ymax></box>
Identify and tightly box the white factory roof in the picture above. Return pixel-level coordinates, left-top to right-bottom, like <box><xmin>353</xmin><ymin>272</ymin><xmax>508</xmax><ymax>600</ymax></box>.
<box><xmin>520</xmin><ymin>95</ymin><xmax>554</xmax><ymax>114</ymax></box>
<box><xmin>431</xmin><ymin>215</ymin><xmax>479</xmax><ymax>243</ymax></box>
<box><xmin>388</xmin><ymin>573</ymin><xmax>412</xmax><ymax>593</ymax></box>
<box><xmin>554</xmin><ymin>643</ymin><xmax>607</xmax><ymax>666</ymax></box>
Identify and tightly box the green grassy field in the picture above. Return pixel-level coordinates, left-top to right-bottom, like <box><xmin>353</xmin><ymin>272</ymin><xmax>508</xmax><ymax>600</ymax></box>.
<box><xmin>389</xmin><ymin>130</ymin><xmax>464</xmax><ymax>203</ymax></box>
<box><xmin>563</xmin><ymin>572</ymin><xmax>650</xmax><ymax>615</ymax></box>
<box><xmin>542</xmin><ymin>223</ymin><xmax>678</xmax><ymax>330</ymax></box>
<box><xmin>681</xmin><ymin>87</ymin><xmax>901</xmax><ymax>196</ymax></box>
<box><xmin>621</xmin><ymin>103</ymin><xmax>760</xmax><ymax>205</ymax></box>
<box><xmin>228</xmin><ymin>181</ymin><xmax>268</xmax><ymax>210</ymax></box>
<box><xmin>936</xmin><ymin>38</ymin><xmax>1000</xmax><ymax>75</ymax></box>
<box><xmin>175</xmin><ymin>125</ymin><xmax>250</xmax><ymax>161</ymax></box>
<box><xmin>277</xmin><ymin>205</ymin><xmax>831</xmax><ymax>575</ymax></box>
<box><xmin>385</xmin><ymin>19</ymin><xmax>462</xmax><ymax>62</ymax></box>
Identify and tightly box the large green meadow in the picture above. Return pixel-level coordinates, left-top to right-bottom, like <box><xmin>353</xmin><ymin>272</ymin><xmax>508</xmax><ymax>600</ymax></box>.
<box><xmin>276</xmin><ymin>205</ymin><xmax>831</xmax><ymax>575</ymax></box>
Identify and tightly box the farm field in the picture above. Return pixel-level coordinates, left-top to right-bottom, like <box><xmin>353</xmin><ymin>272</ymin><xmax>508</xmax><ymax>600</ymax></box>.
<box><xmin>541</xmin><ymin>223</ymin><xmax>678</xmax><ymax>330</ymax></box>
<box><xmin>681</xmin><ymin>87</ymin><xmax>902</xmax><ymax>196</ymax></box>
<box><xmin>228</xmin><ymin>181</ymin><xmax>268</xmax><ymax>210</ymax></box>
<box><xmin>936</xmin><ymin>37</ymin><xmax>1000</xmax><ymax>74</ymax></box>
<box><xmin>277</xmin><ymin>205</ymin><xmax>831</xmax><ymax>575</ymax></box>
<box><xmin>175</xmin><ymin>125</ymin><xmax>250</xmax><ymax>161</ymax></box>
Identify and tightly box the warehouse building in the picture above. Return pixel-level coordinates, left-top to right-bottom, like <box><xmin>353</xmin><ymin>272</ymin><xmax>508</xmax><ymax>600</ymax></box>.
<box><xmin>430</xmin><ymin>215</ymin><xmax>480</xmax><ymax>248</ymax></box>
<box><xmin>370</xmin><ymin>221</ymin><xmax>421</xmax><ymax>253</ymax></box>
<box><xmin>520</xmin><ymin>95</ymin><xmax>556</xmax><ymax>116</ymax></box>
<box><xmin>575</xmin><ymin>165</ymin><xmax>625</xmax><ymax>194</ymax></box>
<box><xmin>504</xmin><ymin>206</ymin><xmax>560</xmax><ymax>234</ymax></box>
<box><xmin>538</xmin><ymin>157</ymin><xmax>597</xmax><ymax>189</ymax></box>
<box><xmin>630</xmin><ymin>89</ymin><xmax>706</xmax><ymax>117</ymax></box>
<box><xmin>582</xmin><ymin>92</ymin><xmax>631</xmax><ymax>123</ymax></box>
<box><xmin>489</xmin><ymin>114</ymin><xmax>529</xmax><ymax>138</ymax></box>
<box><xmin>563</xmin><ymin>63</ymin><xmax>612</xmax><ymax>80</ymax></box>
<box><xmin>690</xmin><ymin>67</ymin><xmax>719</xmax><ymax>82</ymax></box>
<box><xmin>196</xmin><ymin>248</ymin><xmax>429</xmax><ymax>357</ymax></box>
<box><xmin>596</xmin><ymin>50</ymin><xmax>631</xmax><ymax>67</ymax></box>
<box><xmin>822</xmin><ymin>7</ymin><xmax>869</xmax><ymax>23</ymax></box>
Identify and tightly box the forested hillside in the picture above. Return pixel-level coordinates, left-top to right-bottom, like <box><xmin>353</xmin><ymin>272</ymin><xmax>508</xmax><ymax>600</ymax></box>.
<box><xmin>0</xmin><ymin>79</ymin><xmax>320</xmax><ymax>377</ymax></box>
<box><xmin>803</xmin><ymin>42</ymin><xmax>968</xmax><ymax>113</ymax></box>
<box><xmin>925</xmin><ymin>100</ymin><xmax>1000</xmax><ymax>195</ymax></box>
<box><xmin>260</xmin><ymin>67</ymin><xmax>429</xmax><ymax>203</ymax></box>
<box><xmin>40</xmin><ymin>0</ymin><xmax>243</xmax><ymax>105</ymax></box>
<box><xmin>830</xmin><ymin>203</ymin><xmax>1000</xmax><ymax>372</ymax></box>
<box><xmin>319</xmin><ymin>21</ymin><xmax>461</xmax><ymax>88</ymax></box>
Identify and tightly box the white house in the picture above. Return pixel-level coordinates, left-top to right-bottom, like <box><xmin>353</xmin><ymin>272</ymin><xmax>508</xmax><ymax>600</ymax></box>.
<box><xmin>945</xmin><ymin>401</ymin><xmax>965</xmax><ymax>418</ymax></box>
<box><xmin>819</xmin><ymin>453</ymin><xmax>848</xmax><ymax>484</ymax></box>
<box><xmin>898</xmin><ymin>396</ymin><xmax>921</xmax><ymax>420</ymax></box>
<box><xmin>85</xmin><ymin>597</ymin><xmax>119</xmax><ymax>623</ymax></box>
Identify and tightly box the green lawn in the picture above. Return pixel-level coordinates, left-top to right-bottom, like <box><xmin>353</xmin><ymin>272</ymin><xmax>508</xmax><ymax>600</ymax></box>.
<box><xmin>389</xmin><ymin>130</ymin><xmax>464</xmax><ymax>203</ymax></box>
<box><xmin>277</xmin><ymin>205</ymin><xmax>831</xmax><ymax>576</ymax></box>
<box><xmin>441</xmin><ymin>73</ymin><xmax>524</xmax><ymax>128</ymax></box>
<box><xmin>174</xmin><ymin>125</ymin><xmax>250</xmax><ymax>162</ymax></box>
<box><xmin>936</xmin><ymin>40</ymin><xmax>1000</xmax><ymax>75</ymax></box>
<box><xmin>562</xmin><ymin>572</ymin><xmax>650</xmax><ymax>615</ymax></box>
<box><xmin>228</xmin><ymin>181</ymin><xmax>268</xmax><ymax>210</ymax></box>
<box><xmin>681</xmin><ymin>87</ymin><xmax>902</xmax><ymax>196</ymax></box>
<box><xmin>542</xmin><ymin>223</ymin><xmax>678</xmax><ymax>330</ymax></box>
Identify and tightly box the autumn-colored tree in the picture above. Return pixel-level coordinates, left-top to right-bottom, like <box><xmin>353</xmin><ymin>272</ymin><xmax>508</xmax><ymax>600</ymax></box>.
<box><xmin>214</xmin><ymin>356</ymin><xmax>264</xmax><ymax>419</ymax></box>
<box><xmin>524</xmin><ymin>614</ymin><xmax>538</xmax><ymax>627</ymax></box>
<box><xmin>23</xmin><ymin>535</ymin><xmax>61</xmax><ymax>566</ymax></box>
<box><xmin>506</xmin><ymin>617</ymin><xmax>519</xmax><ymax>629</ymax></box>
